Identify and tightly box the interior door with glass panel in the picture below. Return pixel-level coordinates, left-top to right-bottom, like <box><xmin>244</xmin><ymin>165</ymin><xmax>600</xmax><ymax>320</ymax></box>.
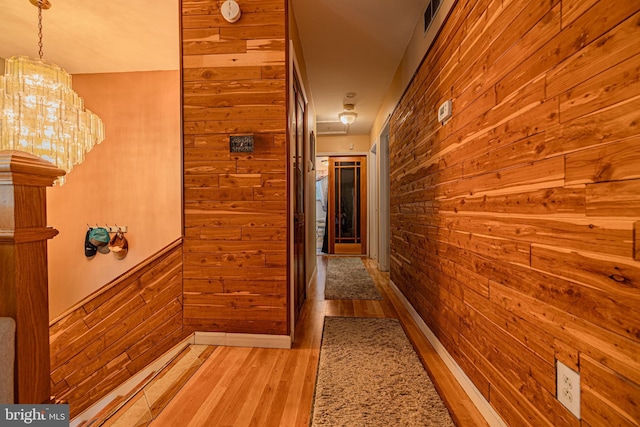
<box><xmin>328</xmin><ymin>156</ymin><xmax>367</xmax><ymax>254</ymax></box>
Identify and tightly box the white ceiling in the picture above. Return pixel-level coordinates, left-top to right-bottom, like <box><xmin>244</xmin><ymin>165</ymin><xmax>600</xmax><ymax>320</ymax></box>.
<box><xmin>0</xmin><ymin>0</ymin><xmax>179</xmax><ymax>74</ymax></box>
<box><xmin>0</xmin><ymin>0</ymin><xmax>428</xmax><ymax>136</ymax></box>
<box><xmin>292</xmin><ymin>0</ymin><xmax>427</xmax><ymax>135</ymax></box>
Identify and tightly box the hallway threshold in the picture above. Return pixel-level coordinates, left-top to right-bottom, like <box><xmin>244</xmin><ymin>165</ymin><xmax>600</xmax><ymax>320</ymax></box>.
<box><xmin>93</xmin><ymin>256</ymin><xmax>489</xmax><ymax>426</ymax></box>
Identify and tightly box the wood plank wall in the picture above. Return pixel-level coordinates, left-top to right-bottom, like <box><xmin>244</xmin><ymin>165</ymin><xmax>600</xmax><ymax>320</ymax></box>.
<box><xmin>181</xmin><ymin>0</ymin><xmax>289</xmax><ymax>335</ymax></box>
<box><xmin>389</xmin><ymin>0</ymin><xmax>640</xmax><ymax>425</ymax></box>
<box><xmin>49</xmin><ymin>240</ymin><xmax>185</xmax><ymax>418</ymax></box>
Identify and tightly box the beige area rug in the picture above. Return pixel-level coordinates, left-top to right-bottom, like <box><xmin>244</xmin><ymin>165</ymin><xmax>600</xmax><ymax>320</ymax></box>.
<box><xmin>324</xmin><ymin>257</ymin><xmax>383</xmax><ymax>300</ymax></box>
<box><xmin>311</xmin><ymin>317</ymin><xmax>454</xmax><ymax>426</ymax></box>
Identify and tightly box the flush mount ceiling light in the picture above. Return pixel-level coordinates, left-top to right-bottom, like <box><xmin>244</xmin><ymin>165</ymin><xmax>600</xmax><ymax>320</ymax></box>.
<box><xmin>339</xmin><ymin>103</ymin><xmax>357</xmax><ymax>125</ymax></box>
<box><xmin>0</xmin><ymin>0</ymin><xmax>105</xmax><ymax>185</ymax></box>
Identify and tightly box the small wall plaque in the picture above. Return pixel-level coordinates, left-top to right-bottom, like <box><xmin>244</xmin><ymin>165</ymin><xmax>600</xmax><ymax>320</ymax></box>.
<box><xmin>230</xmin><ymin>135</ymin><xmax>254</xmax><ymax>153</ymax></box>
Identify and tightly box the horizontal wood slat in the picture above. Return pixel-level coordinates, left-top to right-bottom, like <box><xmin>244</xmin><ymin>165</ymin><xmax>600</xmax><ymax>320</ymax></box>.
<box><xmin>390</xmin><ymin>0</ymin><xmax>640</xmax><ymax>425</ymax></box>
<box><xmin>181</xmin><ymin>0</ymin><xmax>288</xmax><ymax>335</ymax></box>
<box><xmin>49</xmin><ymin>239</ymin><xmax>185</xmax><ymax>418</ymax></box>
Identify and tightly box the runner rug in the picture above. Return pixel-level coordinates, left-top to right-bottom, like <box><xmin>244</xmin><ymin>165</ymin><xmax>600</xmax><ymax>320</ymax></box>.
<box><xmin>311</xmin><ymin>317</ymin><xmax>454</xmax><ymax>426</ymax></box>
<box><xmin>324</xmin><ymin>257</ymin><xmax>383</xmax><ymax>300</ymax></box>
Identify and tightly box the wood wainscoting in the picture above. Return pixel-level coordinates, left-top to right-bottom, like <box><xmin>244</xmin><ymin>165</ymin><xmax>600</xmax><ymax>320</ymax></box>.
<box><xmin>181</xmin><ymin>0</ymin><xmax>289</xmax><ymax>335</ymax></box>
<box><xmin>49</xmin><ymin>239</ymin><xmax>186</xmax><ymax>418</ymax></box>
<box><xmin>389</xmin><ymin>1</ymin><xmax>640</xmax><ymax>426</ymax></box>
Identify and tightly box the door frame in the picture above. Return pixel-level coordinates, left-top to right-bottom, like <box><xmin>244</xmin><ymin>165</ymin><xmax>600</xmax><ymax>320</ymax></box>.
<box><xmin>369</xmin><ymin>143</ymin><xmax>378</xmax><ymax>261</ymax></box>
<box><xmin>316</xmin><ymin>150</ymin><xmax>371</xmax><ymax>256</ymax></box>
<box><xmin>377</xmin><ymin>122</ymin><xmax>390</xmax><ymax>272</ymax></box>
<box><xmin>288</xmin><ymin>41</ymin><xmax>309</xmax><ymax>343</ymax></box>
<box><xmin>327</xmin><ymin>155</ymin><xmax>367</xmax><ymax>255</ymax></box>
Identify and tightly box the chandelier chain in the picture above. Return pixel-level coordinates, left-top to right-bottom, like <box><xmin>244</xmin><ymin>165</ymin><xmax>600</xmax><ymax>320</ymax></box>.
<box><xmin>2</xmin><ymin>0</ymin><xmax>105</xmax><ymax>185</ymax></box>
<box><xmin>38</xmin><ymin>4</ymin><xmax>44</xmax><ymax>59</ymax></box>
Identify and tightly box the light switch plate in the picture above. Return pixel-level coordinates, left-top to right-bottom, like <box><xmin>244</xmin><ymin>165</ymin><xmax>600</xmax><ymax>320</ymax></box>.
<box><xmin>557</xmin><ymin>360</ymin><xmax>580</xmax><ymax>418</ymax></box>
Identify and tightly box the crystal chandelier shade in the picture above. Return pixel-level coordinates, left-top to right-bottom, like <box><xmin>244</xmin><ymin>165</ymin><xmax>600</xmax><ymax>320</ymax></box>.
<box><xmin>0</xmin><ymin>3</ymin><xmax>105</xmax><ymax>185</ymax></box>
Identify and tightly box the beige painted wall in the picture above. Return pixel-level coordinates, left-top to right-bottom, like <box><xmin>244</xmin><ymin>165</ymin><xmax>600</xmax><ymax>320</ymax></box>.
<box><xmin>316</xmin><ymin>134</ymin><xmax>370</xmax><ymax>154</ymax></box>
<box><xmin>46</xmin><ymin>70</ymin><xmax>182</xmax><ymax>320</ymax></box>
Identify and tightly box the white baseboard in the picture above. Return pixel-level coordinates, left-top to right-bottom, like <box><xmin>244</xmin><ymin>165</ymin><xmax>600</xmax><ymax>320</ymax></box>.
<box><xmin>389</xmin><ymin>279</ymin><xmax>507</xmax><ymax>427</ymax></box>
<box><xmin>194</xmin><ymin>331</ymin><xmax>292</xmax><ymax>349</ymax></box>
<box><xmin>70</xmin><ymin>334</ymin><xmax>195</xmax><ymax>426</ymax></box>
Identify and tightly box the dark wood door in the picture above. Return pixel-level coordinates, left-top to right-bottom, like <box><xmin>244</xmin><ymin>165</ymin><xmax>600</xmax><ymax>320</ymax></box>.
<box><xmin>293</xmin><ymin>74</ymin><xmax>306</xmax><ymax>321</ymax></box>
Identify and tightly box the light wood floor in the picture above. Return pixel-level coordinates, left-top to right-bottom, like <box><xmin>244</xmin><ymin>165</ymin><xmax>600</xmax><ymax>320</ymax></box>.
<box><xmin>150</xmin><ymin>256</ymin><xmax>489</xmax><ymax>426</ymax></box>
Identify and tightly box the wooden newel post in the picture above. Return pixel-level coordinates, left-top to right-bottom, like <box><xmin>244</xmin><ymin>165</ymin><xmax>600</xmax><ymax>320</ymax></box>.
<box><xmin>0</xmin><ymin>151</ymin><xmax>65</xmax><ymax>404</ymax></box>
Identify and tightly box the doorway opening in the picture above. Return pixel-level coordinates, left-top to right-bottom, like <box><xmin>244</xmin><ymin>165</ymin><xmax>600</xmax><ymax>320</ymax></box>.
<box><xmin>378</xmin><ymin>124</ymin><xmax>390</xmax><ymax>271</ymax></box>
<box><xmin>316</xmin><ymin>155</ymin><xmax>368</xmax><ymax>255</ymax></box>
<box><xmin>315</xmin><ymin>157</ymin><xmax>329</xmax><ymax>254</ymax></box>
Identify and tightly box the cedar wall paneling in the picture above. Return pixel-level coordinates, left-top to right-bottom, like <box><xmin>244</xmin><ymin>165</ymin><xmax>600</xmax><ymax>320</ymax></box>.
<box><xmin>389</xmin><ymin>1</ymin><xmax>640</xmax><ymax>425</ymax></box>
<box><xmin>49</xmin><ymin>240</ymin><xmax>185</xmax><ymax>417</ymax></box>
<box><xmin>181</xmin><ymin>0</ymin><xmax>288</xmax><ymax>335</ymax></box>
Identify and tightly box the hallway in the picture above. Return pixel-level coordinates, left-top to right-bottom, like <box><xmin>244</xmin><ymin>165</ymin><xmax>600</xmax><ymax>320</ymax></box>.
<box><xmin>134</xmin><ymin>256</ymin><xmax>488</xmax><ymax>426</ymax></box>
<box><xmin>0</xmin><ymin>2</ymin><xmax>637</xmax><ymax>425</ymax></box>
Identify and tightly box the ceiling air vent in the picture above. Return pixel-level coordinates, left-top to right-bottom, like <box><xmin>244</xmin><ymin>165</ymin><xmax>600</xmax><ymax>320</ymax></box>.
<box><xmin>317</xmin><ymin>121</ymin><xmax>348</xmax><ymax>135</ymax></box>
<box><xmin>424</xmin><ymin>0</ymin><xmax>442</xmax><ymax>33</ymax></box>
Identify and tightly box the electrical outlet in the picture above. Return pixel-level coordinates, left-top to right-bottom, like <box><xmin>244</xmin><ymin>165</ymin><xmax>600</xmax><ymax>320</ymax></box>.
<box><xmin>557</xmin><ymin>360</ymin><xmax>580</xmax><ymax>418</ymax></box>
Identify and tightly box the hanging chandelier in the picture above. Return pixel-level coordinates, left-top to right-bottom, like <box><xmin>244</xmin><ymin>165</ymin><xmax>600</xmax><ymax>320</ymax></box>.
<box><xmin>0</xmin><ymin>0</ymin><xmax>105</xmax><ymax>185</ymax></box>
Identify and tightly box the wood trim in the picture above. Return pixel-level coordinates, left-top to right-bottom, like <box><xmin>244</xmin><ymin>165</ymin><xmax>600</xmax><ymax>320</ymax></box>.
<box><xmin>0</xmin><ymin>151</ymin><xmax>65</xmax><ymax>187</ymax></box>
<box><xmin>0</xmin><ymin>227</ymin><xmax>59</xmax><ymax>244</ymax></box>
<box><xmin>334</xmin><ymin>243</ymin><xmax>364</xmax><ymax>254</ymax></box>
